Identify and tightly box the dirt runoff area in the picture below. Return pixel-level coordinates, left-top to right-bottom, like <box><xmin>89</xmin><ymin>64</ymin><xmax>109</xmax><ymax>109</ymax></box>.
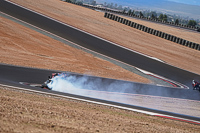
<box><xmin>1</xmin><ymin>87</ymin><xmax>200</xmax><ymax>133</ymax></box>
<box><xmin>0</xmin><ymin>16</ymin><xmax>149</xmax><ymax>83</ymax></box>
<box><xmin>0</xmin><ymin>0</ymin><xmax>200</xmax><ymax>132</ymax></box>
<box><xmin>8</xmin><ymin>0</ymin><xmax>200</xmax><ymax>75</ymax></box>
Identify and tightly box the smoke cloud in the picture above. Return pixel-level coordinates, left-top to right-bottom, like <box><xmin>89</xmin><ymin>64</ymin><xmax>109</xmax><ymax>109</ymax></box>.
<box><xmin>47</xmin><ymin>73</ymin><xmax>135</xmax><ymax>98</ymax></box>
<box><xmin>46</xmin><ymin>73</ymin><xmax>200</xmax><ymax>117</ymax></box>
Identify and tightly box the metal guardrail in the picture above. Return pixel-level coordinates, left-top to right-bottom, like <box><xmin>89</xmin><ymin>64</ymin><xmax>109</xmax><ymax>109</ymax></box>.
<box><xmin>61</xmin><ymin>0</ymin><xmax>200</xmax><ymax>32</ymax></box>
<box><xmin>104</xmin><ymin>12</ymin><xmax>200</xmax><ymax>51</ymax></box>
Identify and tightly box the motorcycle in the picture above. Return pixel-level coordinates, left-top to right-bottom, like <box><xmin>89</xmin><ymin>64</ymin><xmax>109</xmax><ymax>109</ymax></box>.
<box><xmin>193</xmin><ymin>83</ymin><xmax>200</xmax><ymax>92</ymax></box>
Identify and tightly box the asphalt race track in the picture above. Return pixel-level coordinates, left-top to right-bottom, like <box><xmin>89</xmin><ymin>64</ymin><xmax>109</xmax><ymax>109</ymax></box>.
<box><xmin>0</xmin><ymin>64</ymin><xmax>199</xmax><ymax>100</ymax></box>
<box><xmin>1</xmin><ymin>0</ymin><xmax>200</xmax><ymax>88</ymax></box>
<box><xmin>0</xmin><ymin>64</ymin><xmax>200</xmax><ymax>123</ymax></box>
<box><xmin>0</xmin><ymin>0</ymin><xmax>200</xmax><ymax>123</ymax></box>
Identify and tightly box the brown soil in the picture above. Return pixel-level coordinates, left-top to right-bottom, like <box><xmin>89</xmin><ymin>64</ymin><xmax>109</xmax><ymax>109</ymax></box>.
<box><xmin>0</xmin><ymin>16</ymin><xmax>149</xmax><ymax>83</ymax></box>
<box><xmin>1</xmin><ymin>87</ymin><xmax>200</xmax><ymax>133</ymax></box>
<box><xmin>8</xmin><ymin>0</ymin><xmax>200</xmax><ymax>75</ymax></box>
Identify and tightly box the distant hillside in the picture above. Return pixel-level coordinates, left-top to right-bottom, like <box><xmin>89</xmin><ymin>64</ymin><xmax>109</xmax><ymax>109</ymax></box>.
<box><xmin>96</xmin><ymin>0</ymin><xmax>200</xmax><ymax>19</ymax></box>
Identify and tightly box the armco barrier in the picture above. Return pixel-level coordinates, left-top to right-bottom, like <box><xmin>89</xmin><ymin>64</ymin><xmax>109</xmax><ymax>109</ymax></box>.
<box><xmin>117</xmin><ymin>17</ymin><xmax>121</xmax><ymax>22</ymax></box>
<box><xmin>144</xmin><ymin>27</ymin><xmax>148</xmax><ymax>32</ymax></box>
<box><xmin>164</xmin><ymin>34</ymin><xmax>168</xmax><ymax>39</ymax></box>
<box><xmin>182</xmin><ymin>39</ymin><xmax>186</xmax><ymax>46</ymax></box>
<box><xmin>115</xmin><ymin>16</ymin><xmax>118</xmax><ymax>21</ymax></box>
<box><xmin>128</xmin><ymin>21</ymin><xmax>132</xmax><ymax>26</ymax></box>
<box><xmin>178</xmin><ymin>39</ymin><xmax>183</xmax><ymax>44</ymax></box>
<box><xmin>196</xmin><ymin>44</ymin><xmax>199</xmax><ymax>50</ymax></box>
<box><xmin>190</xmin><ymin>42</ymin><xmax>193</xmax><ymax>48</ymax></box>
<box><xmin>197</xmin><ymin>44</ymin><xmax>200</xmax><ymax>50</ymax></box>
<box><xmin>153</xmin><ymin>30</ymin><xmax>157</xmax><ymax>35</ymax></box>
<box><xmin>167</xmin><ymin>34</ymin><xmax>171</xmax><ymax>40</ymax></box>
<box><xmin>149</xmin><ymin>29</ymin><xmax>152</xmax><ymax>34</ymax></box>
<box><xmin>139</xmin><ymin>25</ymin><xmax>142</xmax><ymax>30</ymax></box>
<box><xmin>133</xmin><ymin>23</ymin><xmax>137</xmax><ymax>28</ymax></box>
<box><xmin>111</xmin><ymin>14</ymin><xmax>115</xmax><ymax>20</ymax></box>
<box><xmin>158</xmin><ymin>31</ymin><xmax>162</xmax><ymax>37</ymax></box>
<box><xmin>125</xmin><ymin>20</ymin><xmax>129</xmax><ymax>25</ymax></box>
<box><xmin>185</xmin><ymin>40</ymin><xmax>189</xmax><ymax>46</ymax></box>
<box><xmin>104</xmin><ymin>13</ymin><xmax>199</xmax><ymax>51</ymax></box>
<box><xmin>122</xmin><ymin>19</ymin><xmax>126</xmax><ymax>24</ymax></box>
<box><xmin>142</xmin><ymin>26</ymin><xmax>145</xmax><ymax>31</ymax></box>
<box><xmin>170</xmin><ymin>35</ymin><xmax>174</xmax><ymax>41</ymax></box>
<box><xmin>64</xmin><ymin>1</ymin><xmax>200</xmax><ymax>32</ymax></box>
<box><xmin>161</xmin><ymin>32</ymin><xmax>165</xmax><ymax>38</ymax></box>
<box><xmin>120</xmin><ymin>18</ymin><xmax>123</xmax><ymax>23</ymax></box>
<box><xmin>155</xmin><ymin>30</ymin><xmax>159</xmax><ymax>36</ymax></box>
<box><xmin>176</xmin><ymin>38</ymin><xmax>180</xmax><ymax>43</ymax></box>
<box><xmin>134</xmin><ymin>23</ymin><xmax>137</xmax><ymax>29</ymax></box>
<box><xmin>110</xmin><ymin>14</ymin><xmax>113</xmax><ymax>19</ymax></box>
<box><xmin>106</xmin><ymin>13</ymin><xmax>110</xmax><ymax>18</ymax></box>
<box><xmin>173</xmin><ymin>36</ymin><xmax>177</xmax><ymax>42</ymax></box>
<box><xmin>104</xmin><ymin>12</ymin><xmax>108</xmax><ymax>17</ymax></box>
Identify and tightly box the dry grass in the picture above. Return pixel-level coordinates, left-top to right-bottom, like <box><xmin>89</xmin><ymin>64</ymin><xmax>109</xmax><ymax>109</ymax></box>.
<box><xmin>0</xmin><ymin>16</ymin><xmax>150</xmax><ymax>83</ymax></box>
<box><xmin>8</xmin><ymin>0</ymin><xmax>200</xmax><ymax>75</ymax></box>
<box><xmin>1</xmin><ymin>87</ymin><xmax>200</xmax><ymax>133</ymax></box>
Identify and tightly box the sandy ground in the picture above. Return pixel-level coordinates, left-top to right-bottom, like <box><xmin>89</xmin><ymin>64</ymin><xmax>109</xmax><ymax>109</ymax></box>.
<box><xmin>8</xmin><ymin>0</ymin><xmax>200</xmax><ymax>75</ymax></box>
<box><xmin>0</xmin><ymin>0</ymin><xmax>200</xmax><ymax>132</ymax></box>
<box><xmin>1</xmin><ymin>87</ymin><xmax>200</xmax><ymax>133</ymax></box>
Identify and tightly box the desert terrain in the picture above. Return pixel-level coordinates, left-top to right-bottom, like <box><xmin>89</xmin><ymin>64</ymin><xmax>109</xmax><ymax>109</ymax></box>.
<box><xmin>0</xmin><ymin>0</ymin><xmax>200</xmax><ymax>132</ymax></box>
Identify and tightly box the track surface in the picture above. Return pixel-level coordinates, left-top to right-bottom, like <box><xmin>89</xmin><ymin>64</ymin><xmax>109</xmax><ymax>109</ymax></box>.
<box><xmin>0</xmin><ymin>64</ymin><xmax>200</xmax><ymax>100</ymax></box>
<box><xmin>1</xmin><ymin>0</ymin><xmax>200</xmax><ymax>88</ymax></box>
<box><xmin>0</xmin><ymin>64</ymin><xmax>200</xmax><ymax>123</ymax></box>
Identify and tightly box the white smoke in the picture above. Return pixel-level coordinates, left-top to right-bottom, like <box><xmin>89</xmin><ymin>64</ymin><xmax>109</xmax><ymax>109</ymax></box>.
<box><xmin>46</xmin><ymin>73</ymin><xmax>200</xmax><ymax>118</ymax></box>
<box><xmin>47</xmin><ymin>73</ymin><xmax>135</xmax><ymax>100</ymax></box>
